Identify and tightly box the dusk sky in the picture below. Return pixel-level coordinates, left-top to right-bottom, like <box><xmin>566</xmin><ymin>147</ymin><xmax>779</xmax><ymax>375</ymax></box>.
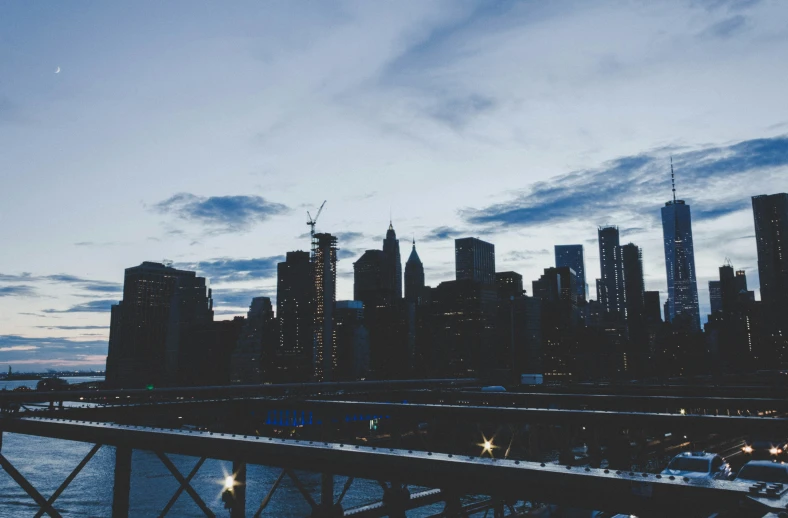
<box><xmin>2</xmin><ymin>0</ymin><xmax>788</xmax><ymax>371</ymax></box>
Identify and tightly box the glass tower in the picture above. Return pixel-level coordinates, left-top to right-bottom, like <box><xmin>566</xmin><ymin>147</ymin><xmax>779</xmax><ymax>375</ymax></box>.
<box><xmin>661</xmin><ymin>199</ymin><xmax>700</xmax><ymax>332</ymax></box>
<box><xmin>555</xmin><ymin>244</ymin><xmax>587</xmax><ymax>302</ymax></box>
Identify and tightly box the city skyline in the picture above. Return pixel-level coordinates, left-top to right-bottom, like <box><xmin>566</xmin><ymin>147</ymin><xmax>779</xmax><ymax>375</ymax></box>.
<box><xmin>3</xmin><ymin>1</ymin><xmax>788</xmax><ymax>370</ymax></box>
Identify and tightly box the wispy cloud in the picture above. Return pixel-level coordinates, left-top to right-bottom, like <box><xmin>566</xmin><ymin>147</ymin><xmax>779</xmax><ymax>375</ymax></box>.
<box><xmin>35</xmin><ymin>325</ymin><xmax>110</xmax><ymax>331</ymax></box>
<box><xmin>212</xmin><ymin>288</ymin><xmax>275</xmax><ymax>309</ymax></box>
<box><xmin>0</xmin><ymin>285</ymin><xmax>37</xmax><ymax>297</ymax></box>
<box><xmin>0</xmin><ymin>335</ymin><xmax>108</xmax><ymax>370</ymax></box>
<box><xmin>463</xmin><ymin>135</ymin><xmax>788</xmax><ymax>231</ymax></box>
<box><xmin>698</xmin><ymin>15</ymin><xmax>747</xmax><ymax>39</ymax></box>
<box><xmin>174</xmin><ymin>256</ymin><xmax>283</xmax><ymax>284</ymax></box>
<box><xmin>154</xmin><ymin>193</ymin><xmax>289</xmax><ymax>233</ymax></box>
<box><xmin>43</xmin><ymin>299</ymin><xmax>117</xmax><ymax>314</ymax></box>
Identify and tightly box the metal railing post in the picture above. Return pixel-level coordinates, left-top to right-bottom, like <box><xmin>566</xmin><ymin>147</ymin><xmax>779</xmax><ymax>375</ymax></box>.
<box><xmin>111</xmin><ymin>446</ymin><xmax>132</xmax><ymax>518</ymax></box>
<box><xmin>231</xmin><ymin>461</ymin><xmax>246</xmax><ymax>518</ymax></box>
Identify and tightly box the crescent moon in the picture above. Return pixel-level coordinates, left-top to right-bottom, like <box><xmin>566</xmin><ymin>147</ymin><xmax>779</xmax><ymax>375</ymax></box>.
<box><xmin>55</xmin><ymin>67</ymin><xmax>61</xmax><ymax>74</ymax></box>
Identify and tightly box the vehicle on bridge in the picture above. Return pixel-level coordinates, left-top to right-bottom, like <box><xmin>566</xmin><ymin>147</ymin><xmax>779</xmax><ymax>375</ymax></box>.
<box><xmin>742</xmin><ymin>437</ymin><xmax>788</xmax><ymax>460</ymax></box>
<box><xmin>660</xmin><ymin>452</ymin><xmax>733</xmax><ymax>481</ymax></box>
<box><xmin>735</xmin><ymin>460</ymin><xmax>788</xmax><ymax>484</ymax></box>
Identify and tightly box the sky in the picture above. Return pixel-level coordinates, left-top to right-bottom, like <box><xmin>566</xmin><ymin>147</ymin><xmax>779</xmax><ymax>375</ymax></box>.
<box><xmin>1</xmin><ymin>0</ymin><xmax>788</xmax><ymax>371</ymax></box>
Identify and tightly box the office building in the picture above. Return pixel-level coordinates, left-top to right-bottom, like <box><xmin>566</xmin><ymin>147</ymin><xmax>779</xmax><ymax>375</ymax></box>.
<box><xmin>276</xmin><ymin>251</ymin><xmax>313</xmax><ymax>382</ymax></box>
<box><xmin>230</xmin><ymin>297</ymin><xmax>277</xmax><ymax>384</ymax></box>
<box><xmin>313</xmin><ymin>233</ymin><xmax>338</xmax><ymax>382</ymax></box>
<box><xmin>495</xmin><ymin>271</ymin><xmax>524</xmax><ymax>300</ymax></box>
<box><xmin>354</xmin><ymin>250</ymin><xmax>395</xmax><ymax>308</ymax></box>
<box><xmin>597</xmin><ymin>227</ymin><xmax>625</xmax><ymax>317</ymax></box>
<box><xmin>383</xmin><ymin>222</ymin><xmax>402</xmax><ymax>299</ymax></box>
<box><xmin>752</xmin><ymin>193</ymin><xmax>788</xmax><ymax>334</ymax></box>
<box><xmin>404</xmin><ymin>239</ymin><xmax>425</xmax><ymax>304</ymax></box>
<box><xmin>455</xmin><ymin>237</ymin><xmax>495</xmax><ymax>285</ymax></box>
<box><xmin>106</xmin><ymin>262</ymin><xmax>210</xmax><ymax>388</ymax></box>
<box><xmin>555</xmin><ymin>245</ymin><xmax>587</xmax><ymax>302</ymax></box>
<box><xmin>709</xmin><ymin>281</ymin><xmax>722</xmax><ymax>315</ymax></box>
<box><xmin>334</xmin><ymin>301</ymin><xmax>370</xmax><ymax>380</ymax></box>
<box><xmin>644</xmin><ymin>291</ymin><xmax>662</xmax><ymax>323</ymax></box>
<box><xmin>661</xmin><ymin>169</ymin><xmax>700</xmax><ymax>331</ymax></box>
<box><xmin>621</xmin><ymin>243</ymin><xmax>645</xmax><ymax>335</ymax></box>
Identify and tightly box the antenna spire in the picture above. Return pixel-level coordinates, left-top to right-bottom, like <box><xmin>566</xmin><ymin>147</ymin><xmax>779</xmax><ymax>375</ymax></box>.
<box><xmin>670</xmin><ymin>156</ymin><xmax>677</xmax><ymax>203</ymax></box>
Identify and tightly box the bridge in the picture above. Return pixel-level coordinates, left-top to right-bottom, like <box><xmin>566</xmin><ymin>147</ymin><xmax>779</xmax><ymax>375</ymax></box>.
<box><xmin>2</xmin><ymin>378</ymin><xmax>788</xmax><ymax>517</ymax></box>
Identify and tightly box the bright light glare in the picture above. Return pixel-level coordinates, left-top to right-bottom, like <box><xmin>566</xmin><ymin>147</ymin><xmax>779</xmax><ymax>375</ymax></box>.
<box><xmin>743</xmin><ymin>446</ymin><xmax>753</xmax><ymax>453</ymax></box>
<box><xmin>224</xmin><ymin>476</ymin><xmax>234</xmax><ymax>490</ymax></box>
<box><xmin>679</xmin><ymin>409</ymin><xmax>686</xmax><ymax>415</ymax></box>
<box><xmin>770</xmin><ymin>447</ymin><xmax>780</xmax><ymax>455</ymax></box>
<box><xmin>478</xmin><ymin>434</ymin><xmax>496</xmax><ymax>457</ymax></box>
<box><xmin>483</xmin><ymin>440</ymin><xmax>493</xmax><ymax>453</ymax></box>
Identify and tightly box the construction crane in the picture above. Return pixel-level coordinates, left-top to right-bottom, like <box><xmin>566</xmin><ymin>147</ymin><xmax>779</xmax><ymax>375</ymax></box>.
<box><xmin>307</xmin><ymin>200</ymin><xmax>326</xmax><ymax>238</ymax></box>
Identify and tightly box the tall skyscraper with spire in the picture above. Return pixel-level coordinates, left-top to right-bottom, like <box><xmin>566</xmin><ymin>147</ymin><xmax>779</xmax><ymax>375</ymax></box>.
<box><xmin>383</xmin><ymin>221</ymin><xmax>402</xmax><ymax>299</ymax></box>
<box><xmin>405</xmin><ymin>238</ymin><xmax>425</xmax><ymax>304</ymax></box>
<box><xmin>661</xmin><ymin>159</ymin><xmax>700</xmax><ymax>332</ymax></box>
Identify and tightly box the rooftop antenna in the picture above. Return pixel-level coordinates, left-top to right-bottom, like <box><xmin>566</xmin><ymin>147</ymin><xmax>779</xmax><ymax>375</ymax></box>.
<box><xmin>670</xmin><ymin>156</ymin><xmax>677</xmax><ymax>203</ymax></box>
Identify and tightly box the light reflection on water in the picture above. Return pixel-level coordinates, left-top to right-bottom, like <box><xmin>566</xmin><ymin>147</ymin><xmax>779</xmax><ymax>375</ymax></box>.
<box><xmin>0</xmin><ymin>379</ymin><xmax>446</xmax><ymax>517</ymax></box>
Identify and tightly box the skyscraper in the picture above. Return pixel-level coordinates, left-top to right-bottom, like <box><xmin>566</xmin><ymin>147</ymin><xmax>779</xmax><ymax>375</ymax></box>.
<box><xmin>276</xmin><ymin>251</ymin><xmax>313</xmax><ymax>382</ymax></box>
<box><xmin>404</xmin><ymin>238</ymin><xmax>425</xmax><ymax>304</ymax></box>
<box><xmin>752</xmin><ymin>193</ymin><xmax>788</xmax><ymax>334</ymax></box>
<box><xmin>621</xmin><ymin>243</ymin><xmax>645</xmax><ymax>336</ymax></box>
<box><xmin>709</xmin><ymin>281</ymin><xmax>722</xmax><ymax>315</ymax></box>
<box><xmin>455</xmin><ymin>237</ymin><xmax>495</xmax><ymax>285</ymax></box>
<box><xmin>597</xmin><ymin>226</ymin><xmax>624</xmax><ymax>317</ymax></box>
<box><xmin>644</xmin><ymin>291</ymin><xmax>662</xmax><ymax>323</ymax></box>
<box><xmin>229</xmin><ymin>297</ymin><xmax>276</xmax><ymax>384</ymax></box>
<box><xmin>555</xmin><ymin>245</ymin><xmax>587</xmax><ymax>302</ymax></box>
<box><xmin>495</xmin><ymin>271</ymin><xmax>524</xmax><ymax>300</ymax></box>
<box><xmin>661</xmin><ymin>165</ymin><xmax>700</xmax><ymax>331</ymax></box>
<box><xmin>312</xmin><ymin>233</ymin><xmax>337</xmax><ymax>382</ymax></box>
<box><xmin>382</xmin><ymin>222</ymin><xmax>402</xmax><ymax>299</ymax></box>
<box><xmin>106</xmin><ymin>262</ymin><xmax>209</xmax><ymax>388</ymax></box>
<box><xmin>354</xmin><ymin>249</ymin><xmax>394</xmax><ymax>308</ymax></box>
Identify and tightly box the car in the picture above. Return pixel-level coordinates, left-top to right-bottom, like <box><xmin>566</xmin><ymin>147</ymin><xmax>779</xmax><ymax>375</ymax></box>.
<box><xmin>735</xmin><ymin>460</ymin><xmax>788</xmax><ymax>484</ymax></box>
<box><xmin>742</xmin><ymin>438</ymin><xmax>788</xmax><ymax>460</ymax></box>
<box><xmin>660</xmin><ymin>451</ymin><xmax>733</xmax><ymax>481</ymax></box>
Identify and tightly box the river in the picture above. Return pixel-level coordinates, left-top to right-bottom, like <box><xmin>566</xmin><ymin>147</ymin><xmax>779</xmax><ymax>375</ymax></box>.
<box><xmin>0</xmin><ymin>378</ymin><xmax>448</xmax><ymax>517</ymax></box>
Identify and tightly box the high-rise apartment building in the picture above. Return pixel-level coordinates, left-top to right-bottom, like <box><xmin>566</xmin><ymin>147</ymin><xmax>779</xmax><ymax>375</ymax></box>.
<box><xmin>661</xmin><ymin>173</ymin><xmax>700</xmax><ymax>331</ymax></box>
<box><xmin>383</xmin><ymin>222</ymin><xmax>402</xmax><ymax>299</ymax></box>
<box><xmin>597</xmin><ymin>227</ymin><xmax>624</xmax><ymax>317</ymax></box>
<box><xmin>276</xmin><ymin>251</ymin><xmax>313</xmax><ymax>382</ymax></box>
<box><xmin>621</xmin><ymin>243</ymin><xmax>645</xmax><ymax>337</ymax></box>
<box><xmin>455</xmin><ymin>237</ymin><xmax>495</xmax><ymax>285</ymax></box>
<box><xmin>404</xmin><ymin>239</ymin><xmax>425</xmax><ymax>304</ymax></box>
<box><xmin>313</xmin><ymin>233</ymin><xmax>337</xmax><ymax>382</ymax></box>
<box><xmin>709</xmin><ymin>281</ymin><xmax>722</xmax><ymax>315</ymax></box>
<box><xmin>752</xmin><ymin>193</ymin><xmax>788</xmax><ymax>334</ymax></box>
<box><xmin>555</xmin><ymin>245</ymin><xmax>587</xmax><ymax>302</ymax></box>
<box><xmin>644</xmin><ymin>291</ymin><xmax>662</xmax><ymax>323</ymax></box>
<box><xmin>106</xmin><ymin>262</ymin><xmax>210</xmax><ymax>388</ymax></box>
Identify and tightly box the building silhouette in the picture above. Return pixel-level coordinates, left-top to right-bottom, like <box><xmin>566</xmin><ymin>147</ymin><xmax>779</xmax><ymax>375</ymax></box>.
<box><xmin>106</xmin><ymin>262</ymin><xmax>210</xmax><ymax>388</ymax></box>
<box><xmin>312</xmin><ymin>233</ymin><xmax>338</xmax><ymax>382</ymax></box>
<box><xmin>383</xmin><ymin>222</ymin><xmax>402</xmax><ymax>300</ymax></box>
<box><xmin>495</xmin><ymin>271</ymin><xmax>524</xmax><ymax>300</ymax></box>
<box><xmin>354</xmin><ymin>250</ymin><xmax>395</xmax><ymax>308</ymax></box>
<box><xmin>334</xmin><ymin>301</ymin><xmax>370</xmax><ymax>380</ymax></box>
<box><xmin>555</xmin><ymin>245</ymin><xmax>587</xmax><ymax>302</ymax></box>
<box><xmin>495</xmin><ymin>274</ymin><xmax>541</xmax><ymax>380</ymax></box>
<box><xmin>661</xmin><ymin>169</ymin><xmax>700</xmax><ymax>332</ymax></box>
<box><xmin>455</xmin><ymin>237</ymin><xmax>495</xmax><ymax>285</ymax></box>
<box><xmin>404</xmin><ymin>238</ymin><xmax>425</xmax><ymax>304</ymax></box>
<box><xmin>644</xmin><ymin>291</ymin><xmax>662</xmax><ymax>324</ymax></box>
<box><xmin>709</xmin><ymin>280</ymin><xmax>722</xmax><ymax>315</ymax></box>
<box><xmin>230</xmin><ymin>297</ymin><xmax>276</xmax><ymax>384</ymax></box>
<box><xmin>752</xmin><ymin>193</ymin><xmax>788</xmax><ymax>339</ymax></box>
<box><xmin>596</xmin><ymin>227</ymin><xmax>625</xmax><ymax>318</ymax></box>
<box><xmin>276</xmin><ymin>251</ymin><xmax>313</xmax><ymax>382</ymax></box>
<box><xmin>621</xmin><ymin>243</ymin><xmax>646</xmax><ymax>372</ymax></box>
<box><xmin>533</xmin><ymin>266</ymin><xmax>579</xmax><ymax>380</ymax></box>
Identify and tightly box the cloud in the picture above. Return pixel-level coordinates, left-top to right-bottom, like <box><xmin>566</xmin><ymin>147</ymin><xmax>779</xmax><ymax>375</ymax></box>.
<box><xmin>463</xmin><ymin>135</ymin><xmax>788</xmax><ymax>231</ymax></box>
<box><xmin>36</xmin><ymin>325</ymin><xmax>110</xmax><ymax>331</ymax></box>
<box><xmin>698</xmin><ymin>15</ymin><xmax>747</xmax><ymax>38</ymax></box>
<box><xmin>0</xmin><ymin>345</ymin><xmax>38</xmax><ymax>352</ymax></box>
<box><xmin>174</xmin><ymin>256</ymin><xmax>283</xmax><ymax>283</ymax></box>
<box><xmin>154</xmin><ymin>193</ymin><xmax>289</xmax><ymax>233</ymax></box>
<box><xmin>430</xmin><ymin>94</ymin><xmax>496</xmax><ymax>130</ymax></box>
<box><xmin>74</xmin><ymin>241</ymin><xmax>119</xmax><ymax>247</ymax></box>
<box><xmin>0</xmin><ymin>335</ymin><xmax>108</xmax><ymax>370</ymax></box>
<box><xmin>423</xmin><ymin>226</ymin><xmax>464</xmax><ymax>241</ymax></box>
<box><xmin>212</xmin><ymin>288</ymin><xmax>275</xmax><ymax>309</ymax></box>
<box><xmin>42</xmin><ymin>274</ymin><xmax>122</xmax><ymax>293</ymax></box>
<box><xmin>0</xmin><ymin>285</ymin><xmax>37</xmax><ymax>297</ymax></box>
<box><xmin>43</xmin><ymin>299</ymin><xmax>117</xmax><ymax>313</ymax></box>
